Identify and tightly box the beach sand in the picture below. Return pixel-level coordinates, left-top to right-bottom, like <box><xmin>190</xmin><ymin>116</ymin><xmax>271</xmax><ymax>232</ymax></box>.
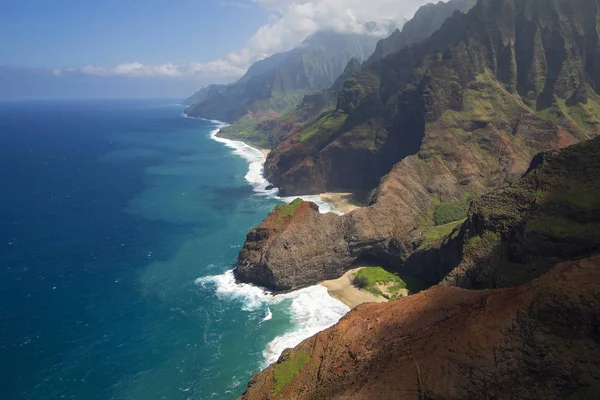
<box><xmin>318</xmin><ymin>192</ymin><xmax>363</xmax><ymax>214</ymax></box>
<box><xmin>320</xmin><ymin>268</ymin><xmax>388</xmax><ymax>309</ymax></box>
<box><xmin>260</xmin><ymin>149</ymin><xmax>270</xmax><ymax>158</ymax></box>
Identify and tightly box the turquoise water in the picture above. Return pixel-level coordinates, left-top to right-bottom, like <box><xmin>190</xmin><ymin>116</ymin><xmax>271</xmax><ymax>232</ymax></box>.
<box><xmin>0</xmin><ymin>100</ymin><xmax>348</xmax><ymax>400</ymax></box>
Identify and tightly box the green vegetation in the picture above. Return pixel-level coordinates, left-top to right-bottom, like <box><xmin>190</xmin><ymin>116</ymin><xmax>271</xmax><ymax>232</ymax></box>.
<box><xmin>549</xmin><ymin>185</ymin><xmax>600</xmax><ymax>211</ymax></box>
<box><xmin>220</xmin><ymin>117</ymin><xmax>272</xmax><ymax>149</ymax></box>
<box><xmin>420</xmin><ymin>219</ymin><xmax>465</xmax><ymax>249</ymax></box>
<box><xmin>219</xmin><ymin>90</ymin><xmax>312</xmax><ymax>148</ymax></box>
<box><xmin>273</xmin><ymin>351</ymin><xmax>310</xmax><ymax>394</ymax></box>
<box><xmin>298</xmin><ymin>111</ymin><xmax>347</xmax><ymax>143</ymax></box>
<box><xmin>337</xmin><ymin>71</ymin><xmax>380</xmax><ymax>114</ymax></box>
<box><xmin>464</xmin><ymin>231</ymin><xmax>502</xmax><ymax>260</ymax></box>
<box><xmin>526</xmin><ymin>217</ymin><xmax>600</xmax><ymax>239</ymax></box>
<box><xmin>434</xmin><ymin>202</ymin><xmax>468</xmax><ymax>226</ymax></box>
<box><xmin>338</xmin><ymin>77</ymin><xmax>365</xmax><ymax>113</ymax></box>
<box><xmin>352</xmin><ymin>267</ymin><xmax>407</xmax><ymax>299</ymax></box>
<box><xmin>275</xmin><ymin>198</ymin><xmax>304</xmax><ymax>222</ymax></box>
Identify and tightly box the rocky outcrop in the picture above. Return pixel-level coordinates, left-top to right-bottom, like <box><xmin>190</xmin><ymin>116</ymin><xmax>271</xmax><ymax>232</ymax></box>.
<box><xmin>240</xmin><ymin>255</ymin><xmax>600</xmax><ymax>400</ymax></box>
<box><xmin>234</xmin><ymin>200</ymin><xmax>353</xmax><ymax>291</ymax></box>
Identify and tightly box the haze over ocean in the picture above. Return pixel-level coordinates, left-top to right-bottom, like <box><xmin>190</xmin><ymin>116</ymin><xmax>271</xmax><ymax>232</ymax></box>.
<box><xmin>0</xmin><ymin>100</ymin><xmax>347</xmax><ymax>400</ymax></box>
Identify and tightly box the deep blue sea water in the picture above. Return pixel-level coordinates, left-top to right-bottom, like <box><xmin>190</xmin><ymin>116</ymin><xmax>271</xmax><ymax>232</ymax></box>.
<box><xmin>0</xmin><ymin>100</ymin><xmax>347</xmax><ymax>400</ymax></box>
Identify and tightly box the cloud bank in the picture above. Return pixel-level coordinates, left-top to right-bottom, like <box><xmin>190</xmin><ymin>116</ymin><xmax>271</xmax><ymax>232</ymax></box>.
<box><xmin>55</xmin><ymin>0</ymin><xmax>439</xmax><ymax>80</ymax></box>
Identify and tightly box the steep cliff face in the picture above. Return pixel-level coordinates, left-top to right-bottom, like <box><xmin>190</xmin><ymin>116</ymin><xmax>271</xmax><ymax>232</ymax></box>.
<box><xmin>234</xmin><ymin>200</ymin><xmax>352</xmax><ymax>291</ymax></box>
<box><xmin>265</xmin><ymin>0</ymin><xmax>600</xmax><ymax>197</ymax></box>
<box><xmin>240</xmin><ymin>256</ymin><xmax>600</xmax><ymax>400</ymax></box>
<box><xmin>185</xmin><ymin>32</ymin><xmax>380</xmax><ymax>124</ymax></box>
<box><xmin>236</xmin><ymin>0</ymin><xmax>600</xmax><ymax>291</ymax></box>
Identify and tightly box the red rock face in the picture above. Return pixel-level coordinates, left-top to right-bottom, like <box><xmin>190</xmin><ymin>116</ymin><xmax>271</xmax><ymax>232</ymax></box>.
<box><xmin>240</xmin><ymin>256</ymin><xmax>600</xmax><ymax>400</ymax></box>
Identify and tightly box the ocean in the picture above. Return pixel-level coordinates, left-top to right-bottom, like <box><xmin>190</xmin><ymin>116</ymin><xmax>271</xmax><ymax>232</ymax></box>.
<box><xmin>0</xmin><ymin>99</ymin><xmax>348</xmax><ymax>400</ymax></box>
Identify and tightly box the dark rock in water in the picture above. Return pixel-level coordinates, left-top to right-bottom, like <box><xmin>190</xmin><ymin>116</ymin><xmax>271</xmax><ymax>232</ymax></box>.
<box><xmin>265</xmin><ymin>184</ymin><xmax>275</xmax><ymax>191</ymax></box>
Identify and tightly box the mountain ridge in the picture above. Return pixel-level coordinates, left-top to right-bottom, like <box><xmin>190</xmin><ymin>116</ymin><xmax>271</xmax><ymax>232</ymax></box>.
<box><xmin>185</xmin><ymin>31</ymin><xmax>381</xmax><ymax>125</ymax></box>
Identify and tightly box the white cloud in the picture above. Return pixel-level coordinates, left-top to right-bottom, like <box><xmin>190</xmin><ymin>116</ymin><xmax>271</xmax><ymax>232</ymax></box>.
<box><xmin>199</xmin><ymin>0</ymin><xmax>437</xmax><ymax>77</ymax></box>
<box><xmin>55</xmin><ymin>0</ymin><xmax>438</xmax><ymax>81</ymax></box>
<box><xmin>53</xmin><ymin>61</ymin><xmax>244</xmax><ymax>80</ymax></box>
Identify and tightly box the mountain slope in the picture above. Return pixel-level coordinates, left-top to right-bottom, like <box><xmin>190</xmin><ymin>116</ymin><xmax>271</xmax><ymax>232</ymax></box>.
<box><xmin>227</xmin><ymin>0</ymin><xmax>478</xmax><ymax>149</ymax></box>
<box><xmin>239</xmin><ymin>135</ymin><xmax>600</xmax><ymax>399</ymax></box>
<box><xmin>183</xmin><ymin>84</ymin><xmax>227</xmax><ymax>106</ymax></box>
<box><xmin>265</xmin><ymin>0</ymin><xmax>600</xmax><ymax>197</ymax></box>
<box><xmin>240</xmin><ymin>255</ymin><xmax>600</xmax><ymax>400</ymax></box>
<box><xmin>236</xmin><ymin>0</ymin><xmax>600</xmax><ymax>291</ymax></box>
<box><xmin>185</xmin><ymin>32</ymin><xmax>380</xmax><ymax>124</ymax></box>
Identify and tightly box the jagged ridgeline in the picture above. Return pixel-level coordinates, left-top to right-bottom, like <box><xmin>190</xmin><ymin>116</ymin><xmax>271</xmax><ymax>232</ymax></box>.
<box><xmin>367</xmin><ymin>0</ymin><xmax>478</xmax><ymax>63</ymax></box>
<box><xmin>185</xmin><ymin>32</ymin><xmax>381</xmax><ymax>125</ymax></box>
<box><xmin>266</xmin><ymin>0</ymin><xmax>600</xmax><ymax>196</ymax></box>
<box><xmin>235</xmin><ymin>0</ymin><xmax>600</xmax><ymax>292</ymax></box>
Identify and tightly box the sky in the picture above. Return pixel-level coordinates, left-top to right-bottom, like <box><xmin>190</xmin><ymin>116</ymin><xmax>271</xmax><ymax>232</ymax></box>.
<box><xmin>0</xmin><ymin>0</ymin><xmax>439</xmax><ymax>99</ymax></box>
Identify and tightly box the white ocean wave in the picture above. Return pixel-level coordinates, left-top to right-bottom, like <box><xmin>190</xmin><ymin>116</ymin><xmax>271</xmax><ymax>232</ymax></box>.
<box><xmin>186</xmin><ymin>116</ymin><xmax>343</xmax><ymax>215</ymax></box>
<box><xmin>262</xmin><ymin>307</ymin><xmax>273</xmax><ymax>322</ymax></box>
<box><xmin>196</xmin><ymin>271</ymin><xmax>349</xmax><ymax>367</ymax></box>
<box><xmin>191</xmin><ymin>115</ymin><xmax>350</xmax><ymax>367</ymax></box>
<box><xmin>208</xmin><ymin>126</ymin><xmax>279</xmax><ymax>198</ymax></box>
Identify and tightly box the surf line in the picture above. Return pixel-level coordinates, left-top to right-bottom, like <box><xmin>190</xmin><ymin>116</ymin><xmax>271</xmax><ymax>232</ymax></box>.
<box><xmin>187</xmin><ymin>115</ymin><xmax>342</xmax><ymax>215</ymax></box>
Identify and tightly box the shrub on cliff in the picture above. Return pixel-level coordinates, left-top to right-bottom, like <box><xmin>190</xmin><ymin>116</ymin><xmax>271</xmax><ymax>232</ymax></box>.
<box><xmin>434</xmin><ymin>201</ymin><xmax>469</xmax><ymax>226</ymax></box>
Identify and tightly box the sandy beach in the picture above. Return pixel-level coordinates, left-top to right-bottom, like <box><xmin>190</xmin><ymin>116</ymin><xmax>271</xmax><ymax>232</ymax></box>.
<box><xmin>260</xmin><ymin>149</ymin><xmax>270</xmax><ymax>158</ymax></box>
<box><xmin>320</xmin><ymin>268</ymin><xmax>388</xmax><ymax>309</ymax></box>
<box><xmin>318</xmin><ymin>192</ymin><xmax>363</xmax><ymax>214</ymax></box>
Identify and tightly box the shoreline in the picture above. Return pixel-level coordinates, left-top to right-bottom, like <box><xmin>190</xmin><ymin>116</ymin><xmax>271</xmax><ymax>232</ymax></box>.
<box><xmin>320</xmin><ymin>268</ymin><xmax>388</xmax><ymax>309</ymax></box>
<box><xmin>196</xmin><ymin>115</ymin><xmax>343</xmax><ymax>214</ymax></box>
<box><xmin>185</xmin><ymin>113</ymin><xmax>363</xmax><ymax>216</ymax></box>
<box><xmin>318</xmin><ymin>192</ymin><xmax>363</xmax><ymax>214</ymax></box>
<box><xmin>260</xmin><ymin>148</ymin><xmax>270</xmax><ymax>158</ymax></box>
<box><xmin>187</xmin><ymin>113</ymin><xmax>362</xmax><ymax>363</ymax></box>
<box><xmin>210</xmin><ymin>123</ymin><xmax>363</xmax><ymax>215</ymax></box>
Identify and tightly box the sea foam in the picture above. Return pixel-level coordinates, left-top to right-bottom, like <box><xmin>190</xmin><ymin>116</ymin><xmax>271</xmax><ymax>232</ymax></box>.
<box><xmin>194</xmin><ymin>118</ymin><xmax>350</xmax><ymax>367</ymax></box>
<box><xmin>203</xmin><ymin>121</ymin><xmax>342</xmax><ymax>215</ymax></box>
<box><xmin>196</xmin><ymin>271</ymin><xmax>349</xmax><ymax>366</ymax></box>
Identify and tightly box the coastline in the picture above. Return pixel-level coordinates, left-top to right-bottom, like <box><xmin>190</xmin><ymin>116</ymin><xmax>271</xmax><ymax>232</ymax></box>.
<box><xmin>318</xmin><ymin>192</ymin><xmax>363</xmax><ymax>214</ymax></box>
<box><xmin>208</xmin><ymin>123</ymin><xmax>362</xmax><ymax>215</ymax></box>
<box><xmin>320</xmin><ymin>268</ymin><xmax>388</xmax><ymax>309</ymax></box>
<box><xmin>260</xmin><ymin>149</ymin><xmax>270</xmax><ymax>158</ymax></box>
<box><xmin>186</xmin><ymin>114</ymin><xmax>353</xmax><ymax>367</ymax></box>
<box><xmin>189</xmin><ymin>114</ymin><xmax>346</xmax><ymax>214</ymax></box>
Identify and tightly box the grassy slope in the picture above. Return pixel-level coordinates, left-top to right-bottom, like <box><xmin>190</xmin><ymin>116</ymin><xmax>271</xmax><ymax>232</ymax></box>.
<box><xmin>272</xmin><ymin>350</ymin><xmax>310</xmax><ymax>395</ymax></box>
<box><xmin>218</xmin><ymin>90</ymin><xmax>310</xmax><ymax>148</ymax></box>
